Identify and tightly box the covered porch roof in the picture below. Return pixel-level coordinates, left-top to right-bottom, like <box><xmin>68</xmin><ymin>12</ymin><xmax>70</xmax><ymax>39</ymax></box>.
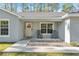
<box><xmin>18</xmin><ymin>12</ymin><xmax>65</xmax><ymax>21</ymax></box>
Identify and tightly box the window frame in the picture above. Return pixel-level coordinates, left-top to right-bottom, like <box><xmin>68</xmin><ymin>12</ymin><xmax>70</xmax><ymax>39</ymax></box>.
<box><xmin>40</xmin><ymin>22</ymin><xmax>53</xmax><ymax>34</ymax></box>
<box><xmin>0</xmin><ymin>19</ymin><xmax>10</xmax><ymax>37</ymax></box>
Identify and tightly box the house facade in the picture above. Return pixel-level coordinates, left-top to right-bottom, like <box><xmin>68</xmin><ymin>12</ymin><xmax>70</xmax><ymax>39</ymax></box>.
<box><xmin>0</xmin><ymin>8</ymin><xmax>79</xmax><ymax>43</ymax></box>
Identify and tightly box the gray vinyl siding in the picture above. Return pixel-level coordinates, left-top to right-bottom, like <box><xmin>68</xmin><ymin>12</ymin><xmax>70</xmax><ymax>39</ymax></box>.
<box><xmin>32</xmin><ymin>22</ymin><xmax>40</xmax><ymax>38</ymax></box>
<box><xmin>0</xmin><ymin>9</ymin><xmax>23</xmax><ymax>42</ymax></box>
<box><xmin>58</xmin><ymin>20</ymin><xmax>65</xmax><ymax>41</ymax></box>
<box><xmin>3</xmin><ymin>8</ymin><xmax>79</xmax><ymax>43</ymax></box>
<box><xmin>16</xmin><ymin>19</ymin><xmax>24</xmax><ymax>41</ymax></box>
<box><xmin>70</xmin><ymin>17</ymin><xmax>79</xmax><ymax>42</ymax></box>
<box><xmin>25</xmin><ymin>21</ymin><xmax>61</xmax><ymax>39</ymax></box>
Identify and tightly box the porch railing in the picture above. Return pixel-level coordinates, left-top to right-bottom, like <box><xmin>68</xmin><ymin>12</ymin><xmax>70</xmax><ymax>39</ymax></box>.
<box><xmin>37</xmin><ymin>30</ymin><xmax>43</xmax><ymax>38</ymax></box>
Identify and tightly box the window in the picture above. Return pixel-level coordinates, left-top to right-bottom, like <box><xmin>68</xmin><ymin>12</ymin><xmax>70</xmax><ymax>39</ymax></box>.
<box><xmin>41</xmin><ymin>23</ymin><xmax>53</xmax><ymax>34</ymax></box>
<box><xmin>47</xmin><ymin>24</ymin><xmax>52</xmax><ymax>33</ymax></box>
<box><xmin>41</xmin><ymin>24</ymin><xmax>46</xmax><ymax>33</ymax></box>
<box><xmin>0</xmin><ymin>20</ymin><xmax>9</xmax><ymax>36</ymax></box>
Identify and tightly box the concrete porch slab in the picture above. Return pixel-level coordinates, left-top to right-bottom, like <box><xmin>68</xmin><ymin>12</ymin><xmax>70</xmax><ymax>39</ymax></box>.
<box><xmin>3</xmin><ymin>40</ymin><xmax>79</xmax><ymax>53</ymax></box>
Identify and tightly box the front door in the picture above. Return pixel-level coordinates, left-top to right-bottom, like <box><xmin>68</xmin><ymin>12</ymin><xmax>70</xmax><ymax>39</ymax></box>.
<box><xmin>41</xmin><ymin>23</ymin><xmax>53</xmax><ymax>38</ymax></box>
<box><xmin>25</xmin><ymin>23</ymin><xmax>32</xmax><ymax>38</ymax></box>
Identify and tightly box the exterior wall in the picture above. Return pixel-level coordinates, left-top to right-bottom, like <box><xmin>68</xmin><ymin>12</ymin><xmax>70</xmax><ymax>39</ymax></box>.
<box><xmin>25</xmin><ymin>21</ymin><xmax>61</xmax><ymax>39</ymax></box>
<box><xmin>70</xmin><ymin>17</ymin><xmax>79</xmax><ymax>42</ymax></box>
<box><xmin>58</xmin><ymin>20</ymin><xmax>65</xmax><ymax>41</ymax></box>
<box><xmin>58</xmin><ymin>19</ymin><xmax>71</xmax><ymax>43</ymax></box>
<box><xmin>32</xmin><ymin>22</ymin><xmax>40</xmax><ymax>38</ymax></box>
<box><xmin>32</xmin><ymin>21</ymin><xmax>59</xmax><ymax>38</ymax></box>
<box><xmin>0</xmin><ymin>9</ymin><xmax>67</xmax><ymax>42</ymax></box>
<box><xmin>59</xmin><ymin>16</ymin><xmax>79</xmax><ymax>43</ymax></box>
<box><xmin>0</xmin><ymin>10</ymin><xmax>23</xmax><ymax>42</ymax></box>
<box><xmin>17</xmin><ymin>20</ymin><xmax>24</xmax><ymax>41</ymax></box>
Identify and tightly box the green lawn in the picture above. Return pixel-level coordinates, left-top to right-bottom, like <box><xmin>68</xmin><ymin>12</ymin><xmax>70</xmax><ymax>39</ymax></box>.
<box><xmin>0</xmin><ymin>42</ymin><xmax>13</xmax><ymax>51</ymax></box>
<box><xmin>70</xmin><ymin>42</ymin><xmax>79</xmax><ymax>47</ymax></box>
<box><xmin>0</xmin><ymin>52</ymin><xmax>79</xmax><ymax>56</ymax></box>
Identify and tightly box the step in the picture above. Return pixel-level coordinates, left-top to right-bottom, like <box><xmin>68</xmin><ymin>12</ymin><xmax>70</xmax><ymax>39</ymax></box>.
<box><xmin>27</xmin><ymin>40</ymin><xmax>67</xmax><ymax>47</ymax></box>
<box><xmin>30</xmin><ymin>39</ymin><xmax>63</xmax><ymax>42</ymax></box>
<box><xmin>27</xmin><ymin>42</ymin><xmax>69</xmax><ymax>47</ymax></box>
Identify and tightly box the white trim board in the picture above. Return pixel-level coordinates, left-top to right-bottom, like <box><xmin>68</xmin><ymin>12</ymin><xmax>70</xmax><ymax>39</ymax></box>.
<box><xmin>0</xmin><ymin>19</ymin><xmax>10</xmax><ymax>37</ymax></box>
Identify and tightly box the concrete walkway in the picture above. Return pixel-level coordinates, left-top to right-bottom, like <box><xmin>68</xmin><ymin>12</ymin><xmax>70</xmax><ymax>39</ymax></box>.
<box><xmin>3</xmin><ymin>40</ymin><xmax>79</xmax><ymax>53</ymax></box>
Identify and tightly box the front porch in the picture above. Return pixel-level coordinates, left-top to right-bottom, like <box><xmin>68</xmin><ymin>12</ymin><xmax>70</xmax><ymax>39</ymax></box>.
<box><xmin>24</xmin><ymin>21</ymin><xmax>61</xmax><ymax>39</ymax></box>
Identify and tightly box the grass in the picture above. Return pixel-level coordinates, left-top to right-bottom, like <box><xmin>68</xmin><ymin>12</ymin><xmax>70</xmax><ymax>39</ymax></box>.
<box><xmin>0</xmin><ymin>52</ymin><xmax>79</xmax><ymax>56</ymax></box>
<box><xmin>0</xmin><ymin>42</ymin><xmax>14</xmax><ymax>51</ymax></box>
<box><xmin>70</xmin><ymin>42</ymin><xmax>79</xmax><ymax>47</ymax></box>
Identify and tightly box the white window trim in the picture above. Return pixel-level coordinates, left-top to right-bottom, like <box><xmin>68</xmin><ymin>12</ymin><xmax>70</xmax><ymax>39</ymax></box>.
<box><xmin>0</xmin><ymin>19</ymin><xmax>10</xmax><ymax>37</ymax></box>
<box><xmin>40</xmin><ymin>22</ymin><xmax>54</xmax><ymax>34</ymax></box>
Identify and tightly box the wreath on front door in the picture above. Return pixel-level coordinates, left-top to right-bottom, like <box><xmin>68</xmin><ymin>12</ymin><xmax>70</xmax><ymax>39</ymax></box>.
<box><xmin>27</xmin><ymin>23</ymin><xmax>31</xmax><ymax>28</ymax></box>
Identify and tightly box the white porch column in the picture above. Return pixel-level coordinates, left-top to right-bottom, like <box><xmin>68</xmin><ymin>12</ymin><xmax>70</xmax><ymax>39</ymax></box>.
<box><xmin>65</xmin><ymin>19</ymin><xmax>70</xmax><ymax>43</ymax></box>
